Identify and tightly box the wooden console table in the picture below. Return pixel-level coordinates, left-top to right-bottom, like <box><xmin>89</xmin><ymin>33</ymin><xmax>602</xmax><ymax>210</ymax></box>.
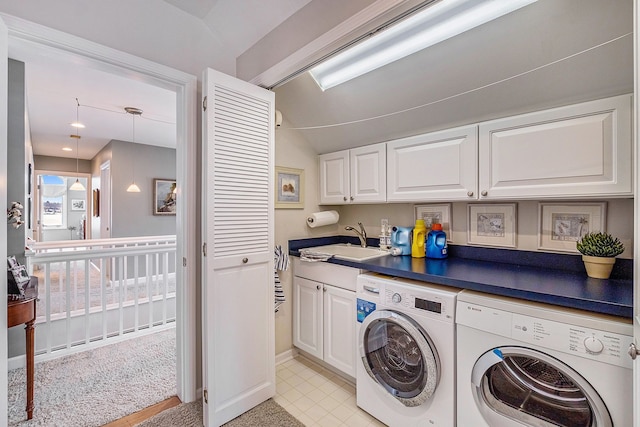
<box><xmin>8</xmin><ymin>278</ymin><xmax>37</xmax><ymax>420</ymax></box>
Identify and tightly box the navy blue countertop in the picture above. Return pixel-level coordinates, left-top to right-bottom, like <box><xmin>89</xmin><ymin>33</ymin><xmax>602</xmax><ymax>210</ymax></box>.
<box><xmin>289</xmin><ymin>236</ymin><xmax>633</xmax><ymax>318</ymax></box>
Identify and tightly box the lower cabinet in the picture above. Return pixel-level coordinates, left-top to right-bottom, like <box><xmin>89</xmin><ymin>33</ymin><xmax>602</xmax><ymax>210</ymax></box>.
<box><xmin>293</xmin><ymin>260</ymin><xmax>357</xmax><ymax>378</ymax></box>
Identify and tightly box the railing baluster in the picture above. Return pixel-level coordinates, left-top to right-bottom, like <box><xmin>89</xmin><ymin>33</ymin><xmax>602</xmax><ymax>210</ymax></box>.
<box><xmin>163</xmin><ymin>251</ymin><xmax>169</xmax><ymax>325</ymax></box>
<box><xmin>85</xmin><ymin>258</ymin><xmax>90</xmax><ymax>344</ymax></box>
<box><xmin>65</xmin><ymin>260</ymin><xmax>71</xmax><ymax>349</ymax></box>
<box><xmin>101</xmin><ymin>256</ymin><xmax>107</xmax><ymax>340</ymax></box>
<box><xmin>45</xmin><ymin>262</ymin><xmax>52</xmax><ymax>355</ymax></box>
<box><xmin>134</xmin><ymin>254</ymin><xmax>139</xmax><ymax>332</ymax></box>
<box><xmin>147</xmin><ymin>253</ymin><xmax>152</xmax><ymax>328</ymax></box>
<box><xmin>118</xmin><ymin>256</ymin><xmax>124</xmax><ymax>336</ymax></box>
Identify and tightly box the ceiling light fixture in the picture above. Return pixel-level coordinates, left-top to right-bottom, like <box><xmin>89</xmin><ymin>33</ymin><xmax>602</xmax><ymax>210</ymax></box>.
<box><xmin>125</xmin><ymin>107</ymin><xmax>143</xmax><ymax>193</ymax></box>
<box><xmin>69</xmin><ymin>98</ymin><xmax>86</xmax><ymax>192</ymax></box>
<box><xmin>309</xmin><ymin>0</ymin><xmax>538</xmax><ymax>91</ymax></box>
<box><xmin>62</xmin><ymin>147</ymin><xmax>73</xmax><ymax>152</ymax></box>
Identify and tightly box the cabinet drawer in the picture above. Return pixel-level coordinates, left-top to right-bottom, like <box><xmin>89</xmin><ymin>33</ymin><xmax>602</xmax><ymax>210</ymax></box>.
<box><xmin>293</xmin><ymin>257</ymin><xmax>360</xmax><ymax>291</ymax></box>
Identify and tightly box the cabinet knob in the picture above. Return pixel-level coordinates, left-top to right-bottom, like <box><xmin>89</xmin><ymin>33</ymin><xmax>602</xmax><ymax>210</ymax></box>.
<box><xmin>467</xmin><ymin>191</ymin><xmax>474</xmax><ymax>197</ymax></box>
<box><xmin>629</xmin><ymin>343</ymin><xmax>640</xmax><ymax>360</ymax></box>
<box><xmin>350</xmin><ymin>196</ymin><xmax>354</xmax><ymax>201</ymax></box>
<box><xmin>316</xmin><ymin>285</ymin><xmax>321</xmax><ymax>290</ymax></box>
<box><xmin>343</xmin><ymin>196</ymin><xmax>347</xmax><ymax>201</ymax></box>
<box><xmin>323</xmin><ymin>287</ymin><xmax>327</xmax><ymax>292</ymax></box>
<box><xmin>481</xmin><ymin>190</ymin><xmax>488</xmax><ymax>197</ymax></box>
<box><xmin>242</xmin><ymin>257</ymin><xmax>248</xmax><ymax>264</ymax></box>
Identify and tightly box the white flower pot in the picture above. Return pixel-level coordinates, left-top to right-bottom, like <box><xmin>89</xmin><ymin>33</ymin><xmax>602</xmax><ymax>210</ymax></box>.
<box><xmin>582</xmin><ymin>255</ymin><xmax>616</xmax><ymax>279</ymax></box>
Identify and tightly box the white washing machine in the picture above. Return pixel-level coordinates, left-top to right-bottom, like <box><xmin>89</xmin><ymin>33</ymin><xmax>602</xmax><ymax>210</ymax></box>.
<box><xmin>356</xmin><ymin>273</ymin><xmax>458</xmax><ymax>427</ymax></box>
<box><xmin>456</xmin><ymin>290</ymin><xmax>633</xmax><ymax>427</ymax></box>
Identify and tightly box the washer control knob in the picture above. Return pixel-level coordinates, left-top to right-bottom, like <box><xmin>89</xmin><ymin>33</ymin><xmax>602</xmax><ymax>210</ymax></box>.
<box><xmin>391</xmin><ymin>293</ymin><xmax>402</xmax><ymax>304</ymax></box>
<box><xmin>584</xmin><ymin>336</ymin><xmax>604</xmax><ymax>354</ymax></box>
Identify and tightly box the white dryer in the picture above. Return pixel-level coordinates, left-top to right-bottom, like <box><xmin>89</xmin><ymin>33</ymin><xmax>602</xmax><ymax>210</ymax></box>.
<box><xmin>356</xmin><ymin>273</ymin><xmax>458</xmax><ymax>427</ymax></box>
<box><xmin>456</xmin><ymin>290</ymin><xmax>633</xmax><ymax>427</ymax></box>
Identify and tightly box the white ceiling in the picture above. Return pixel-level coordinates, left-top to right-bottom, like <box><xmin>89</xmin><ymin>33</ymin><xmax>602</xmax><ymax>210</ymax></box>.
<box><xmin>12</xmin><ymin>0</ymin><xmax>312</xmax><ymax>160</ymax></box>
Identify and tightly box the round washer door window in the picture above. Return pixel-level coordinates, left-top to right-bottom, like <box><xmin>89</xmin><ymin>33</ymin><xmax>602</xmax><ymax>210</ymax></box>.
<box><xmin>471</xmin><ymin>346</ymin><xmax>612</xmax><ymax>427</ymax></box>
<box><xmin>360</xmin><ymin>310</ymin><xmax>440</xmax><ymax>407</ymax></box>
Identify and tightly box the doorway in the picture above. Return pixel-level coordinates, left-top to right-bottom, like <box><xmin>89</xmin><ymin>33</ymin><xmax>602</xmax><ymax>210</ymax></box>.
<box><xmin>5</xmin><ymin>18</ymin><xmax>198</xmax><ymax>409</ymax></box>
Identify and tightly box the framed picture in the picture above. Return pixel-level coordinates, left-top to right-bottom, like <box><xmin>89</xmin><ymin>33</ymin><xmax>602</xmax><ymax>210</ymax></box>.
<box><xmin>7</xmin><ymin>255</ymin><xmax>18</xmax><ymax>269</ymax></box>
<box><xmin>538</xmin><ymin>202</ymin><xmax>606</xmax><ymax>252</ymax></box>
<box><xmin>154</xmin><ymin>179</ymin><xmax>177</xmax><ymax>215</ymax></box>
<box><xmin>468</xmin><ymin>203</ymin><xmax>517</xmax><ymax>248</ymax></box>
<box><xmin>415</xmin><ymin>203</ymin><xmax>452</xmax><ymax>241</ymax></box>
<box><xmin>28</xmin><ymin>163</ymin><xmax>32</xmax><ymax>195</ymax></box>
<box><xmin>275</xmin><ymin>166</ymin><xmax>304</xmax><ymax>209</ymax></box>
<box><xmin>11</xmin><ymin>265</ymin><xmax>31</xmax><ymax>285</ymax></box>
<box><xmin>93</xmin><ymin>189</ymin><xmax>100</xmax><ymax>217</ymax></box>
<box><xmin>71</xmin><ymin>199</ymin><xmax>85</xmax><ymax>211</ymax></box>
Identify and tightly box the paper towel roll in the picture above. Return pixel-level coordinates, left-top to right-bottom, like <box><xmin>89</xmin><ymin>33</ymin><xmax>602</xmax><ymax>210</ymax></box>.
<box><xmin>307</xmin><ymin>210</ymin><xmax>339</xmax><ymax>228</ymax></box>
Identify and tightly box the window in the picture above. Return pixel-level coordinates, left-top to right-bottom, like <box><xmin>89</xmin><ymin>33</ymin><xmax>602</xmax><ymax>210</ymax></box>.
<box><xmin>40</xmin><ymin>175</ymin><xmax>87</xmax><ymax>231</ymax></box>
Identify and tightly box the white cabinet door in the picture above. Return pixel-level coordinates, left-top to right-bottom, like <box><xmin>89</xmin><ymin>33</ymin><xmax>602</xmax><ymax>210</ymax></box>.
<box><xmin>202</xmin><ymin>68</ymin><xmax>275</xmax><ymax>427</ymax></box>
<box><xmin>320</xmin><ymin>144</ymin><xmax>386</xmax><ymax>204</ymax></box>
<box><xmin>350</xmin><ymin>143</ymin><xmax>386</xmax><ymax>203</ymax></box>
<box><xmin>387</xmin><ymin>125</ymin><xmax>478</xmax><ymax>202</ymax></box>
<box><xmin>478</xmin><ymin>95</ymin><xmax>632</xmax><ymax>199</ymax></box>
<box><xmin>293</xmin><ymin>276</ymin><xmax>323</xmax><ymax>359</ymax></box>
<box><xmin>323</xmin><ymin>284</ymin><xmax>356</xmax><ymax>377</ymax></box>
<box><xmin>319</xmin><ymin>150</ymin><xmax>349</xmax><ymax>204</ymax></box>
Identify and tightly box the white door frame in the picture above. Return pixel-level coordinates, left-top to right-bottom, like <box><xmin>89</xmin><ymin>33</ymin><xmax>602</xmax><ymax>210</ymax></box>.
<box><xmin>1</xmin><ymin>14</ymin><xmax>199</xmax><ymax>403</ymax></box>
<box><xmin>100</xmin><ymin>161</ymin><xmax>111</xmax><ymax>239</ymax></box>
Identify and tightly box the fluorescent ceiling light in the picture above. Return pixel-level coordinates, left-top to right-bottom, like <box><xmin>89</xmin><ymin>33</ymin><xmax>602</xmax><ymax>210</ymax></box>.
<box><xmin>309</xmin><ymin>0</ymin><xmax>538</xmax><ymax>91</ymax></box>
<box><xmin>62</xmin><ymin>147</ymin><xmax>73</xmax><ymax>152</ymax></box>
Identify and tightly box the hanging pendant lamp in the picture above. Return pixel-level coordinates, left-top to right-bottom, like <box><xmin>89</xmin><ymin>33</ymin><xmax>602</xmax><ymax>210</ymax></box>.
<box><xmin>125</xmin><ymin>107</ymin><xmax>142</xmax><ymax>193</ymax></box>
<box><xmin>69</xmin><ymin>98</ymin><xmax>86</xmax><ymax>191</ymax></box>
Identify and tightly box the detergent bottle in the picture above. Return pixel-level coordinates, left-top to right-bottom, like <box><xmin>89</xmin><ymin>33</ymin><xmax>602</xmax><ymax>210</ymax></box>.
<box><xmin>411</xmin><ymin>219</ymin><xmax>426</xmax><ymax>258</ymax></box>
<box><xmin>426</xmin><ymin>223</ymin><xmax>448</xmax><ymax>259</ymax></box>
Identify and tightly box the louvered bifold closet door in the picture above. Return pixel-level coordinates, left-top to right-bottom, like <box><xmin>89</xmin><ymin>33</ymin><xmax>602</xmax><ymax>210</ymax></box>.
<box><xmin>202</xmin><ymin>68</ymin><xmax>275</xmax><ymax>427</ymax></box>
<box><xmin>212</xmin><ymin>85</ymin><xmax>270</xmax><ymax>261</ymax></box>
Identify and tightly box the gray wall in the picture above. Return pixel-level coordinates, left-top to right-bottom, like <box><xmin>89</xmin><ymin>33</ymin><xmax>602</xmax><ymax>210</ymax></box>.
<box><xmin>34</xmin><ymin>155</ymin><xmax>92</xmax><ymax>174</ymax></box>
<box><xmin>91</xmin><ymin>140</ymin><xmax>176</xmax><ymax>239</ymax></box>
<box><xmin>7</xmin><ymin>59</ymin><xmax>31</xmax><ymax>264</ymax></box>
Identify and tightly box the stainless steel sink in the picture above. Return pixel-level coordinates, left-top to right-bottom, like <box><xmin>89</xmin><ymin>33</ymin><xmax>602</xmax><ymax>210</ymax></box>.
<box><xmin>302</xmin><ymin>243</ymin><xmax>389</xmax><ymax>262</ymax></box>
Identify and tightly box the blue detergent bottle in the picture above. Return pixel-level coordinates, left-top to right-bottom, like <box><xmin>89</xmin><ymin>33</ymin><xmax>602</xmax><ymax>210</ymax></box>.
<box><xmin>426</xmin><ymin>223</ymin><xmax>448</xmax><ymax>259</ymax></box>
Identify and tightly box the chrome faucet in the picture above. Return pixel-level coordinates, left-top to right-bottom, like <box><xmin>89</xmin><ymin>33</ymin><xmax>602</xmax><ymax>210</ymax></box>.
<box><xmin>345</xmin><ymin>222</ymin><xmax>367</xmax><ymax>247</ymax></box>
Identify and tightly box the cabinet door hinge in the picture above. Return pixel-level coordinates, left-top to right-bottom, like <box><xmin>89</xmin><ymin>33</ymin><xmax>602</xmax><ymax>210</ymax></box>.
<box><xmin>203</xmin><ymin>96</ymin><xmax>207</xmax><ymax>112</ymax></box>
<box><xmin>182</xmin><ymin>257</ymin><xmax>187</xmax><ymax>267</ymax></box>
<box><xmin>204</xmin><ymin>389</ymin><xmax>208</xmax><ymax>404</ymax></box>
<box><xmin>203</xmin><ymin>242</ymin><xmax>207</xmax><ymax>257</ymax></box>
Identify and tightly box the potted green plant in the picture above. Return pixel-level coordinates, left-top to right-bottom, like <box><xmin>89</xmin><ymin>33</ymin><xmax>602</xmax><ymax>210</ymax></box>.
<box><xmin>576</xmin><ymin>232</ymin><xmax>625</xmax><ymax>279</ymax></box>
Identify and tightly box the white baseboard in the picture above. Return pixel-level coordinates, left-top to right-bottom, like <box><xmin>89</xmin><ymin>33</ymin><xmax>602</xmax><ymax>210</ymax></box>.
<box><xmin>275</xmin><ymin>348</ymin><xmax>298</xmax><ymax>365</ymax></box>
<box><xmin>7</xmin><ymin>355</ymin><xmax>25</xmax><ymax>371</ymax></box>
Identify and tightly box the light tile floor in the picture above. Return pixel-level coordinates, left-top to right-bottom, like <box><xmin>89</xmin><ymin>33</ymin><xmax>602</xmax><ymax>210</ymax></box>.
<box><xmin>275</xmin><ymin>356</ymin><xmax>387</xmax><ymax>427</ymax></box>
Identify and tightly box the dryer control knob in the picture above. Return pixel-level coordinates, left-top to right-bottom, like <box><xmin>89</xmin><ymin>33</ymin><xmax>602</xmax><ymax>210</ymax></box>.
<box><xmin>584</xmin><ymin>336</ymin><xmax>604</xmax><ymax>354</ymax></box>
<box><xmin>391</xmin><ymin>293</ymin><xmax>402</xmax><ymax>304</ymax></box>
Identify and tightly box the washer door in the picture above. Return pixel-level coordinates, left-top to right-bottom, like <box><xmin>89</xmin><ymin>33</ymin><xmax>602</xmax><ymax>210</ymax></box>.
<box><xmin>359</xmin><ymin>309</ymin><xmax>440</xmax><ymax>407</ymax></box>
<box><xmin>471</xmin><ymin>346</ymin><xmax>612</xmax><ymax>427</ymax></box>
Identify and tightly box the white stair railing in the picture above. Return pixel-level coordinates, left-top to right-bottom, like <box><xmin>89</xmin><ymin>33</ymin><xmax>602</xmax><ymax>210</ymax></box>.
<box><xmin>24</xmin><ymin>235</ymin><xmax>177</xmax><ymax>362</ymax></box>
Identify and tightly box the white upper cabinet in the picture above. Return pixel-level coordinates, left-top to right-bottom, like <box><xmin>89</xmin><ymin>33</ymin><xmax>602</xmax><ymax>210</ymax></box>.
<box><xmin>319</xmin><ymin>149</ymin><xmax>349</xmax><ymax>204</ymax></box>
<box><xmin>386</xmin><ymin>125</ymin><xmax>478</xmax><ymax>202</ymax></box>
<box><xmin>319</xmin><ymin>143</ymin><xmax>386</xmax><ymax>204</ymax></box>
<box><xmin>478</xmin><ymin>95</ymin><xmax>632</xmax><ymax>199</ymax></box>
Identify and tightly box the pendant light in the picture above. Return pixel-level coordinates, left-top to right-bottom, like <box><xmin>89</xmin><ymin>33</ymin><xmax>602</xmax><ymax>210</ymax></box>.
<box><xmin>125</xmin><ymin>107</ymin><xmax>142</xmax><ymax>193</ymax></box>
<box><xmin>69</xmin><ymin>98</ymin><xmax>86</xmax><ymax>191</ymax></box>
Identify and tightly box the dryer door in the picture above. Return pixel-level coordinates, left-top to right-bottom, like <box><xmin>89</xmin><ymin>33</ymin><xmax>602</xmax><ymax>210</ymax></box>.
<box><xmin>359</xmin><ymin>309</ymin><xmax>440</xmax><ymax>407</ymax></box>
<box><xmin>471</xmin><ymin>346</ymin><xmax>612</xmax><ymax>427</ymax></box>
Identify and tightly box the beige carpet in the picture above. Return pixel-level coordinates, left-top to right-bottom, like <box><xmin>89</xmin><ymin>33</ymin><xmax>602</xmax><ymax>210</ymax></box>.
<box><xmin>135</xmin><ymin>398</ymin><xmax>304</xmax><ymax>427</ymax></box>
<box><xmin>8</xmin><ymin>329</ymin><xmax>176</xmax><ymax>426</ymax></box>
